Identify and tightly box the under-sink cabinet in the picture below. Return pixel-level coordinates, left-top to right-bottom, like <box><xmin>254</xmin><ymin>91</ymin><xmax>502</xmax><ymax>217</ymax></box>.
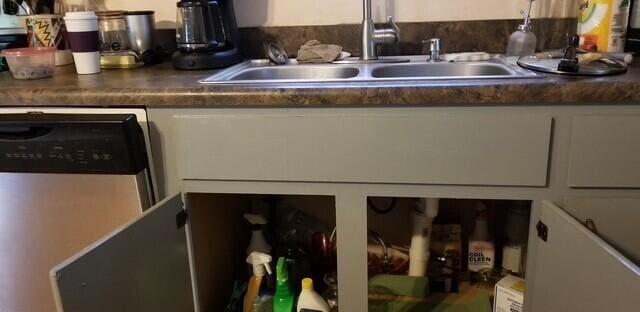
<box><xmin>50</xmin><ymin>107</ymin><xmax>640</xmax><ymax>312</ymax></box>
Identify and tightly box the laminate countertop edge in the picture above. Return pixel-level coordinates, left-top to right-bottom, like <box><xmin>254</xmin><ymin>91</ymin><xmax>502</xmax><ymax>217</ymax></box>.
<box><xmin>1</xmin><ymin>63</ymin><xmax>639</xmax><ymax>107</ymax></box>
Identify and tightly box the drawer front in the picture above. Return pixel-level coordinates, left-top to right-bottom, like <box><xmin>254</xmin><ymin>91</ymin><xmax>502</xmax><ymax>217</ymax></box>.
<box><xmin>175</xmin><ymin>113</ymin><xmax>552</xmax><ymax>186</ymax></box>
<box><xmin>568</xmin><ymin>116</ymin><xmax>640</xmax><ymax>188</ymax></box>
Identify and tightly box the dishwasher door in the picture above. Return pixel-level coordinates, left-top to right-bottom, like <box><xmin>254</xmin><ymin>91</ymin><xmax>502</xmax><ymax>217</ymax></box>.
<box><xmin>0</xmin><ymin>112</ymin><xmax>153</xmax><ymax>312</ymax></box>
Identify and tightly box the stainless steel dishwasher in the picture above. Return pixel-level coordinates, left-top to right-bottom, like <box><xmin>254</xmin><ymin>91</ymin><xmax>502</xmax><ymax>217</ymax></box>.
<box><xmin>0</xmin><ymin>110</ymin><xmax>155</xmax><ymax>312</ymax></box>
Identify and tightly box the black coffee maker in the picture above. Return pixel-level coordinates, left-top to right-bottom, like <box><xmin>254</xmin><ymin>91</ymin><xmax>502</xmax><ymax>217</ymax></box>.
<box><xmin>172</xmin><ymin>0</ymin><xmax>242</xmax><ymax>70</ymax></box>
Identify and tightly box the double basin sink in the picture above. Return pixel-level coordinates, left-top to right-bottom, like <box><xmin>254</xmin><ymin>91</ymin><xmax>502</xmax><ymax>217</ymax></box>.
<box><xmin>201</xmin><ymin>55</ymin><xmax>538</xmax><ymax>85</ymax></box>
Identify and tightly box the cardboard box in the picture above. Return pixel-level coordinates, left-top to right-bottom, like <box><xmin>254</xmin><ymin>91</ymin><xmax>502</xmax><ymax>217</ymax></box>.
<box><xmin>493</xmin><ymin>275</ymin><xmax>525</xmax><ymax>312</ymax></box>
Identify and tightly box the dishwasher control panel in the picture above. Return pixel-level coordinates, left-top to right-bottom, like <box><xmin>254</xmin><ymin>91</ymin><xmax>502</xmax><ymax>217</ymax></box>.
<box><xmin>0</xmin><ymin>113</ymin><xmax>148</xmax><ymax>174</ymax></box>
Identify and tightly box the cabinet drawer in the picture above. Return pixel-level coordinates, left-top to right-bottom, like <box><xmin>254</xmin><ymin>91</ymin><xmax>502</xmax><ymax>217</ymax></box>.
<box><xmin>568</xmin><ymin>116</ymin><xmax>640</xmax><ymax>188</ymax></box>
<box><xmin>175</xmin><ymin>113</ymin><xmax>552</xmax><ymax>186</ymax></box>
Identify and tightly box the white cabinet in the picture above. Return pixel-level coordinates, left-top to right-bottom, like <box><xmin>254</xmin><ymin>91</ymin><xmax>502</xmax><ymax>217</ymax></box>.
<box><xmin>568</xmin><ymin>115</ymin><xmax>640</xmax><ymax>188</ymax></box>
<box><xmin>50</xmin><ymin>194</ymin><xmax>195</xmax><ymax>312</ymax></box>
<box><xmin>49</xmin><ymin>194</ymin><xmax>640</xmax><ymax>312</ymax></box>
<box><xmin>525</xmin><ymin>201</ymin><xmax>640</xmax><ymax>312</ymax></box>
<box><xmin>55</xmin><ymin>106</ymin><xmax>637</xmax><ymax>312</ymax></box>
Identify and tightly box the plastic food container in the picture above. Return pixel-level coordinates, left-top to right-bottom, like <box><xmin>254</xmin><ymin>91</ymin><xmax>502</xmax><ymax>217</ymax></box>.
<box><xmin>1</xmin><ymin>47</ymin><xmax>56</xmax><ymax>80</ymax></box>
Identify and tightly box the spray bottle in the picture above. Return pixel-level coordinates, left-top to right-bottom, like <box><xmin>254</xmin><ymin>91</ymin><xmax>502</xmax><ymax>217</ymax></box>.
<box><xmin>243</xmin><ymin>252</ymin><xmax>272</xmax><ymax>312</ymax></box>
<box><xmin>408</xmin><ymin>198</ymin><xmax>440</xmax><ymax>276</ymax></box>
<box><xmin>244</xmin><ymin>213</ymin><xmax>272</xmax><ymax>256</ymax></box>
<box><xmin>273</xmin><ymin>257</ymin><xmax>295</xmax><ymax>312</ymax></box>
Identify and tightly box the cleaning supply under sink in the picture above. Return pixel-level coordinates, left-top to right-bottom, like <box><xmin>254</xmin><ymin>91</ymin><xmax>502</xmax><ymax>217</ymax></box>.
<box><xmin>245</xmin><ymin>212</ymin><xmax>272</xmax><ymax>256</ymax></box>
<box><xmin>467</xmin><ymin>202</ymin><xmax>495</xmax><ymax>272</ymax></box>
<box><xmin>273</xmin><ymin>257</ymin><xmax>295</xmax><ymax>312</ymax></box>
<box><xmin>408</xmin><ymin>198</ymin><xmax>440</xmax><ymax>276</ymax></box>
<box><xmin>244</xmin><ymin>252</ymin><xmax>273</xmax><ymax>312</ymax></box>
<box><xmin>296</xmin><ymin>278</ymin><xmax>331</xmax><ymax>312</ymax></box>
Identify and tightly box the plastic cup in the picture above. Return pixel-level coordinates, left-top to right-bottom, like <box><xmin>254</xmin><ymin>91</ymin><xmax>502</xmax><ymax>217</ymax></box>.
<box><xmin>64</xmin><ymin>11</ymin><xmax>101</xmax><ymax>75</ymax></box>
<box><xmin>26</xmin><ymin>14</ymin><xmax>73</xmax><ymax>66</ymax></box>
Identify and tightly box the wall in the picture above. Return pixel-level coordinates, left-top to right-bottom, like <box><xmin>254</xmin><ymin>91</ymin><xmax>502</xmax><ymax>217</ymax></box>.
<box><xmin>70</xmin><ymin>0</ymin><xmax>579</xmax><ymax>28</ymax></box>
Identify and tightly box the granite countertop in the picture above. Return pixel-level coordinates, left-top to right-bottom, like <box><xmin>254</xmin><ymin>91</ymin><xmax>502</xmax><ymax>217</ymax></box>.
<box><xmin>1</xmin><ymin>61</ymin><xmax>639</xmax><ymax>107</ymax></box>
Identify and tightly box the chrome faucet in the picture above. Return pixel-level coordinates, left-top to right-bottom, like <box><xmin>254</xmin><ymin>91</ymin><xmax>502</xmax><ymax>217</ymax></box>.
<box><xmin>360</xmin><ymin>0</ymin><xmax>400</xmax><ymax>61</ymax></box>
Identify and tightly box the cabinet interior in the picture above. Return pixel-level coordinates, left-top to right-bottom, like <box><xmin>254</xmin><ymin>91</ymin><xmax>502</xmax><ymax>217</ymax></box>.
<box><xmin>367</xmin><ymin>197</ymin><xmax>531</xmax><ymax>310</ymax></box>
<box><xmin>187</xmin><ymin>193</ymin><xmax>337</xmax><ymax>311</ymax></box>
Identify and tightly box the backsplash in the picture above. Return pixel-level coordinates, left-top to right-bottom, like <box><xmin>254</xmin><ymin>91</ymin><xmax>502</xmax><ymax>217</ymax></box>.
<box><xmin>153</xmin><ymin>18</ymin><xmax>576</xmax><ymax>58</ymax></box>
<box><xmin>238</xmin><ymin>18</ymin><xmax>577</xmax><ymax>58</ymax></box>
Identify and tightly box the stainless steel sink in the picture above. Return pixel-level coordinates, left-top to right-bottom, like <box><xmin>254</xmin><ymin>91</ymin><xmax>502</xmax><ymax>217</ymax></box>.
<box><xmin>226</xmin><ymin>65</ymin><xmax>360</xmax><ymax>82</ymax></box>
<box><xmin>200</xmin><ymin>56</ymin><xmax>538</xmax><ymax>85</ymax></box>
<box><xmin>371</xmin><ymin>62</ymin><xmax>516</xmax><ymax>78</ymax></box>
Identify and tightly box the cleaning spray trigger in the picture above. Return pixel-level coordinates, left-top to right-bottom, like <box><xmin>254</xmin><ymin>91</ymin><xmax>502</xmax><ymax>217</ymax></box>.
<box><xmin>247</xmin><ymin>252</ymin><xmax>273</xmax><ymax>277</ymax></box>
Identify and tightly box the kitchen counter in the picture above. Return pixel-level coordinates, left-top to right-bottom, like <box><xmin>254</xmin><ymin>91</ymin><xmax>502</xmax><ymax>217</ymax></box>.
<box><xmin>1</xmin><ymin>61</ymin><xmax>639</xmax><ymax>107</ymax></box>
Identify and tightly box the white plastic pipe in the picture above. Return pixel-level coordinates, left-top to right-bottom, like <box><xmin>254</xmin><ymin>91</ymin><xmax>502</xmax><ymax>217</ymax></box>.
<box><xmin>408</xmin><ymin>198</ymin><xmax>439</xmax><ymax>277</ymax></box>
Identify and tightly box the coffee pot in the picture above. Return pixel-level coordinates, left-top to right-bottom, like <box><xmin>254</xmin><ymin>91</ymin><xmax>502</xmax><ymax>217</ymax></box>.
<box><xmin>173</xmin><ymin>0</ymin><xmax>242</xmax><ymax>69</ymax></box>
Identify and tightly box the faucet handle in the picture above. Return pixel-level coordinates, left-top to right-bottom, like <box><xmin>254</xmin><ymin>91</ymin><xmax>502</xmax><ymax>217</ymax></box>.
<box><xmin>387</xmin><ymin>16</ymin><xmax>400</xmax><ymax>36</ymax></box>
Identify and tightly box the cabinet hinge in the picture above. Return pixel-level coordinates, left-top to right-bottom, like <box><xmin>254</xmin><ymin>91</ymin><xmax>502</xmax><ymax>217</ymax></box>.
<box><xmin>585</xmin><ymin>218</ymin><xmax>598</xmax><ymax>234</ymax></box>
<box><xmin>176</xmin><ymin>210</ymin><xmax>188</xmax><ymax>229</ymax></box>
<box><xmin>536</xmin><ymin>220</ymin><xmax>548</xmax><ymax>242</ymax></box>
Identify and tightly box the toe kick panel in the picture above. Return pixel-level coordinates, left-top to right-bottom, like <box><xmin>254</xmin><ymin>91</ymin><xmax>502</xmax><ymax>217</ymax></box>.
<box><xmin>175</xmin><ymin>113</ymin><xmax>552</xmax><ymax>186</ymax></box>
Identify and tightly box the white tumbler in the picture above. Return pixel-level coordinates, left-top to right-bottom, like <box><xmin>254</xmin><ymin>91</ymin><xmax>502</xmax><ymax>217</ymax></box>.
<box><xmin>63</xmin><ymin>11</ymin><xmax>101</xmax><ymax>75</ymax></box>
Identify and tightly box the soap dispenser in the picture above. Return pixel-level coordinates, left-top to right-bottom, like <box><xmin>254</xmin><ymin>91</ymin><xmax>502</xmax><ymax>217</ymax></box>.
<box><xmin>506</xmin><ymin>0</ymin><xmax>537</xmax><ymax>56</ymax></box>
<box><xmin>244</xmin><ymin>252</ymin><xmax>273</xmax><ymax>312</ymax></box>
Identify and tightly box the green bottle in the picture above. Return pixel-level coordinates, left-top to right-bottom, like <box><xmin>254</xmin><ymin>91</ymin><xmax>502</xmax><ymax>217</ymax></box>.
<box><xmin>273</xmin><ymin>257</ymin><xmax>294</xmax><ymax>312</ymax></box>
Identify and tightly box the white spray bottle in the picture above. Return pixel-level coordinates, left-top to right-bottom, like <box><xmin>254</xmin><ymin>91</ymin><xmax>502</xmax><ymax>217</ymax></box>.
<box><xmin>409</xmin><ymin>198</ymin><xmax>440</xmax><ymax>276</ymax></box>
<box><xmin>244</xmin><ymin>213</ymin><xmax>272</xmax><ymax>256</ymax></box>
<box><xmin>244</xmin><ymin>252</ymin><xmax>272</xmax><ymax>312</ymax></box>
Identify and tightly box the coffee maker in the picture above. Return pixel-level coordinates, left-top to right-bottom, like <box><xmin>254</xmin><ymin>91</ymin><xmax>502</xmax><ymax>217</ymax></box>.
<box><xmin>172</xmin><ymin>0</ymin><xmax>242</xmax><ymax>70</ymax></box>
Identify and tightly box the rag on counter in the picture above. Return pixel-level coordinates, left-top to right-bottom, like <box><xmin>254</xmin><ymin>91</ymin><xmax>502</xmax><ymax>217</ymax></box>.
<box><xmin>296</xmin><ymin>40</ymin><xmax>343</xmax><ymax>63</ymax></box>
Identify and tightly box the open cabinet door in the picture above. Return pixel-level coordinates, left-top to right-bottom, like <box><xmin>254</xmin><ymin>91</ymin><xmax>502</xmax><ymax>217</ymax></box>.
<box><xmin>526</xmin><ymin>201</ymin><xmax>640</xmax><ymax>312</ymax></box>
<box><xmin>49</xmin><ymin>194</ymin><xmax>195</xmax><ymax>312</ymax></box>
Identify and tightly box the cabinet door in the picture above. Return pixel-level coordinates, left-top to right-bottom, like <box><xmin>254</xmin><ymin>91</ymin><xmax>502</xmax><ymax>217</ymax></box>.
<box><xmin>562</xmin><ymin>197</ymin><xmax>640</xmax><ymax>264</ymax></box>
<box><xmin>527</xmin><ymin>201</ymin><xmax>640</xmax><ymax>312</ymax></box>
<box><xmin>50</xmin><ymin>194</ymin><xmax>195</xmax><ymax>312</ymax></box>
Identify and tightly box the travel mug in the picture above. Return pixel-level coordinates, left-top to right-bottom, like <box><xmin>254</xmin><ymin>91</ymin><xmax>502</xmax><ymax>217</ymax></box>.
<box><xmin>26</xmin><ymin>14</ymin><xmax>74</xmax><ymax>66</ymax></box>
<box><xmin>63</xmin><ymin>11</ymin><xmax>101</xmax><ymax>74</ymax></box>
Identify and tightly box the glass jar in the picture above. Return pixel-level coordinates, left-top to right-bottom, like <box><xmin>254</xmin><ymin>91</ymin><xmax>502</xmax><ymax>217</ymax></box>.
<box><xmin>96</xmin><ymin>11</ymin><xmax>130</xmax><ymax>52</ymax></box>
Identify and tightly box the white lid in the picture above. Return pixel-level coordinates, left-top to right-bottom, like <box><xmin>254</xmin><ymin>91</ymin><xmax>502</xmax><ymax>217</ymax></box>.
<box><xmin>64</xmin><ymin>11</ymin><xmax>97</xmax><ymax>20</ymax></box>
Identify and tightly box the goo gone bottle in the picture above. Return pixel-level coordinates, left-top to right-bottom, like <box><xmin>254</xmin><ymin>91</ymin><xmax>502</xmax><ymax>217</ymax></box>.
<box><xmin>467</xmin><ymin>202</ymin><xmax>495</xmax><ymax>272</ymax></box>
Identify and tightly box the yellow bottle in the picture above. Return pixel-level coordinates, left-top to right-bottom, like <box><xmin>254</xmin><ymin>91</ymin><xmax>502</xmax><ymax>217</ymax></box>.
<box><xmin>244</xmin><ymin>252</ymin><xmax>272</xmax><ymax>312</ymax></box>
<box><xmin>578</xmin><ymin>0</ymin><xmax>631</xmax><ymax>52</ymax></box>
